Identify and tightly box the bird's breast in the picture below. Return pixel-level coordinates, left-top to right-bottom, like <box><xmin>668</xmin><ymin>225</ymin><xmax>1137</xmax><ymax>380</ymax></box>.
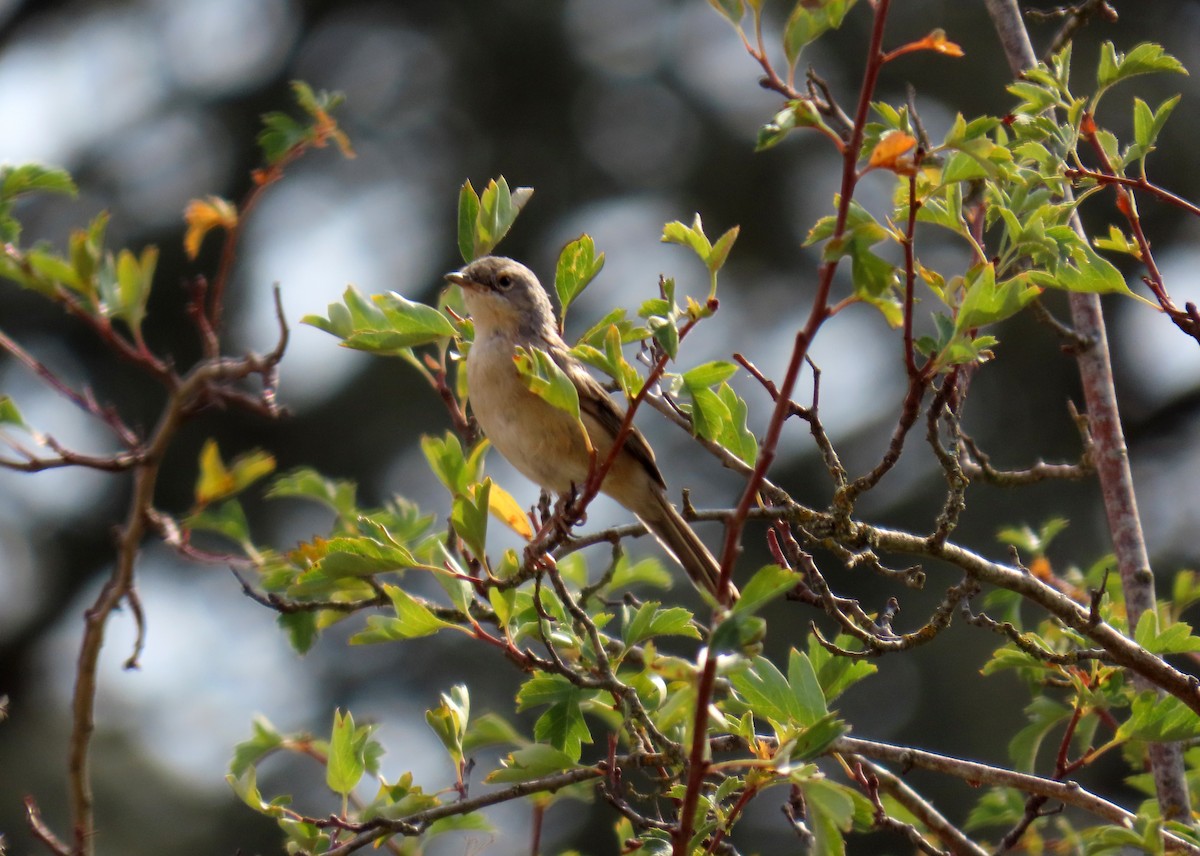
<box><xmin>466</xmin><ymin>334</ymin><xmax>592</xmax><ymax>493</ymax></box>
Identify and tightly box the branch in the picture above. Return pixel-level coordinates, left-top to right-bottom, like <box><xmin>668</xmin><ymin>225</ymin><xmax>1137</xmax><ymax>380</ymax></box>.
<box><xmin>320</xmin><ymin>753</ymin><xmax>666</xmax><ymax>856</ymax></box>
<box><xmin>675</xmin><ymin>4</ymin><xmax>900</xmax><ymax>852</ymax></box>
<box><xmin>836</xmin><ymin>737</ymin><xmax>1200</xmax><ymax>853</ymax></box>
<box><xmin>983</xmin><ymin>0</ymin><xmax>1192</xmax><ymax>821</ymax></box>
<box><xmin>852</xmin><ymin>759</ymin><xmax>988</xmax><ymax>856</ymax></box>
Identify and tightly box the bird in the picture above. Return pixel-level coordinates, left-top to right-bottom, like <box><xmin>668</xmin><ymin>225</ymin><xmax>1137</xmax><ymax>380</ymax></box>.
<box><xmin>445</xmin><ymin>255</ymin><xmax>733</xmax><ymax>602</ymax></box>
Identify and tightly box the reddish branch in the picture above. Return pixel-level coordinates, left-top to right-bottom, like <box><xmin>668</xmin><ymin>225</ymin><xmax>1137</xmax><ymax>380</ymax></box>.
<box><xmin>675</xmin><ymin>2</ymin><xmax>898</xmax><ymax>852</ymax></box>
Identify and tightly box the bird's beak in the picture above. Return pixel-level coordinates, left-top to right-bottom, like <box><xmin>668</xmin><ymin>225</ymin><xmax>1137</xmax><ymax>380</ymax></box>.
<box><xmin>444</xmin><ymin>271</ymin><xmax>478</xmax><ymax>290</ymax></box>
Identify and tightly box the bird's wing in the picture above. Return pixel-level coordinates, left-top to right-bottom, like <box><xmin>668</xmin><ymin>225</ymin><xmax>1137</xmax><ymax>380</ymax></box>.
<box><xmin>547</xmin><ymin>341</ymin><xmax>667</xmax><ymax>490</ymax></box>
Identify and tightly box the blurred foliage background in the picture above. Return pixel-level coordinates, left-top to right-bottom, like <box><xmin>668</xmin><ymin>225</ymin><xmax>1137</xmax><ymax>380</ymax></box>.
<box><xmin>2</xmin><ymin>0</ymin><xmax>1200</xmax><ymax>852</ymax></box>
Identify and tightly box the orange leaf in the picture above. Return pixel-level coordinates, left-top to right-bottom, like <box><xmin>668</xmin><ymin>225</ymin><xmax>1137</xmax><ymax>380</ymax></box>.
<box><xmin>917</xmin><ymin>29</ymin><xmax>964</xmax><ymax>57</ymax></box>
<box><xmin>886</xmin><ymin>28</ymin><xmax>964</xmax><ymax>62</ymax></box>
<box><xmin>868</xmin><ymin>131</ymin><xmax>917</xmax><ymax>171</ymax></box>
<box><xmin>183</xmin><ymin>195</ymin><xmax>238</xmax><ymax>260</ymax></box>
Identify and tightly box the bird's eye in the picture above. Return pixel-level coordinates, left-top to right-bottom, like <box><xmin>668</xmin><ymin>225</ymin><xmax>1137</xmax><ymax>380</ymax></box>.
<box><xmin>496</xmin><ymin>274</ymin><xmax>513</xmax><ymax>290</ymax></box>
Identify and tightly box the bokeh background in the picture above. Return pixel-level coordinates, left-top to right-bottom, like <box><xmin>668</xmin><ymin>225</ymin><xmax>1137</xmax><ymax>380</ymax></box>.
<box><xmin>2</xmin><ymin>0</ymin><xmax>1200</xmax><ymax>853</ymax></box>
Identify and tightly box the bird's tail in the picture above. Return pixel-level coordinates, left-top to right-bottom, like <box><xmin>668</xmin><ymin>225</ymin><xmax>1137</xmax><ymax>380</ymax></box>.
<box><xmin>637</xmin><ymin>491</ymin><xmax>737</xmax><ymax>603</ymax></box>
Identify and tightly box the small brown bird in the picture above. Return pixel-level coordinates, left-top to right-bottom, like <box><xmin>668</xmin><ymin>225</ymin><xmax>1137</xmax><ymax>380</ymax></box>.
<box><xmin>446</xmin><ymin>256</ymin><xmax>732</xmax><ymax>601</ymax></box>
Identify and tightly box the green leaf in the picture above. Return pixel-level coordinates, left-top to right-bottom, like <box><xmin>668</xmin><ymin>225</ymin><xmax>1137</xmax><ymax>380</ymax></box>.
<box><xmin>458</xmin><ymin>179</ymin><xmax>481</xmax><ymax>263</ymax></box>
<box><xmin>350</xmin><ymin>585</ymin><xmax>459</xmax><ymax>643</ymax></box>
<box><xmin>451</xmin><ymin>479</ymin><xmax>491</xmax><ymax>559</ymax></box>
<box><xmin>463</xmin><ymin>712</ymin><xmax>526</xmax><ymax>753</ymax></box>
<box><xmin>685</xmin><ymin>386</ymin><xmax>730</xmax><ymax>442</ymax></box>
<box><xmin>473</xmin><ymin>177</ymin><xmax>534</xmax><ymax>258</ymax></box>
<box><xmin>708</xmin><ymin>610</ymin><xmax>767</xmax><ymax>656</ymax></box>
<box><xmin>955</xmin><ymin>264</ymin><xmax>1042</xmax><ymax>332</ymax></box>
<box><xmin>681</xmin><ymin>360</ymin><xmax>739</xmax><ymax>390</ymax></box>
<box><xmin>786</xmin><ymin>648</ymin><xmax>828</xmax><ymax>725</ymax></box>
<box><xmin>277</xmin><ymin>611</ymin><xmax>319</xmax><ymax>654</ymax></box>
<box><xmin>533</xmin><ymin>693</ymin><xmax>591</xmax><ymax>762</ymax></box>
<box><xmin>486</xmin><ymin>744</ymin><xmax>581</xmax><ymax>784</ymax></box>
<box><xmin>807</xmin><ymin>634</ymin><xmax>877</xmax><ymax>703</ymax></box>
<box><xmin>622</xmin><ymin>602</ymin><xmax>701</xmax><ymax>647</ymax></box>
<box><xmin>226</xmin><ymin>767</ymin><xmax>287</xmax><ymax>817</ymax></box>
<box><xmin>1008</xmin><ymin>697</ymin><xmax>1071</xmax><ymax>772</ymax></box>
<box><xmin>0</xmin><ymin>396</ymin><xmax>28</xmax><ymax>430</ymax></box>
<box><xmin>1134</xmin><ymin>611</ymin><xmax>1200</xmax><ymax>655</ymax></box>
<box><xmin>1118</xmin><ymin>692</ymin><xmax>1200</xmax><ymax>743</ymax></box>
<box><xmin>555</xmin><ymin>234</ymin><xmax>605</xmax><ymax>320</ymax></box>
<box><xmin>421</xmin><ymin>432</ymin><xmax>487</xmax><ymax>497</ymax></box>
<box><xmin>302</xmin><ymin>287</ymin><xmax>456</xmax><ymax>354</ymax></box>
<box><xmin>113</xmin><ymin>246</ymin><xmax>157</xmax><ymax>335</ymax></box>
<box><xmin>185</xmin><ymin>499</ymin><xmax>252</xmax><ymax>546</ymax></box>
<box><xmin>425</xmin><ymin>685</ymin><xmax>469</xmax><ymax>771</ymax></box>
<box><xmin>267</xmin><ymin>467</ymin><xmax>359</xmax><ymax>521</ymax></box>
<box><xmin>1051</xmin><ymin>239</ymin><xmax>1133</xmax><ymax>296</ymax></box>
<box><xmin>784</xmin><ymin>0</ymin><xmax>859</xmax><ymax>68</ymax></box>
<box><xmin>707</xmin><ymin>225</ymin><xmax>739</xmax><ymax>274</ymax></box>
<box><xmin>327</xmin><ymin>709</ymin><xmax>376</xmax><ymax>796</ymax></box>
<box><xmin>729</xmin><ymin>652</ymin><xmax>827</xmax><ymax>729</ymax></box>
<box><xmin>229</xmin><ymin>715</ymin><xmax>284</xmax><ymax>776</ymax></box>
<box><xmin>310</xmin><ymin>534</ymin><xmax>417</xmax><ymax>579</ymax></box>
<box><xmin>707</xmin><ymin>0</ymin><xmax>744</xmax><ymax>26</ymax></box>
<box><xmin>0</xmin><ymin>163</ymin><xmax>77</xmax><ymax>199</ymax></box>
<box><xmin>714</xmin><ymin>383</ymin><xmax>758</xmax><ymax>465</ymax></box>
<box><xmin>1096</xmin><ymin>42</ymin><xmax>1186</xmax><ymax>90</ymax></box>
<box><xmin>662</xmin><ymin>215</ymin><xmax>712</xmax><ymax>260</ymax></box>
<box><xmin>732</xmin><ymin>564</ymin><xmax>798</xmax><ymax>615</ymax></box>
<box><xmin>513</xmin><ymin>346</ymin><xmax>581</xmax><ymax>420</ymax></box>
<box><xmin>799</xmin><ymin>777</ymin><xmax>868</xmax><ymax>856</ymax></box>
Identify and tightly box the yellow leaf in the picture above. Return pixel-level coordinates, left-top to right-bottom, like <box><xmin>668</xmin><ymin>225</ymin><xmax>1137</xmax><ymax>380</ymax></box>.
<box><xmin>488</xmin><ymin>483</ymin><xmax>533</xmax><ymax>540</ymax></box>
<box><xmin>183</xmin><ymin>196</ymin><xmax>238</xmax><ymax>260</ymax></box>
<box><xmin>231</xmin><ymin>450</ymin><xmax>277</xmax><ymax>493</ymax></box>
<box><xmin>868</xmin><ymin>131</ymin><xmax>917</xmax><ymax>172</ymax></box>
<box><xmin>195</xmin><ymin>438</ymin><xmax>235</xmax><ymax>506</ymax></box>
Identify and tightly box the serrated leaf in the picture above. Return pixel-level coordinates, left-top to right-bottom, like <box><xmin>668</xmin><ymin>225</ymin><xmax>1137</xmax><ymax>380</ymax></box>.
<box><xmin>303</xmin><ymin>287</ymin><xmax>456</xmax><ymax>354</ymax></box>
<box><xmin>351</xmin><ymin>585</ymin><xmax>460</xmax><ymax>643</ymax></box>
<box><xmin>327</xmin><ymin>709</ymin><xmax>373</xmax><ymax>796</ymax></box>
<box><xmin>183</xmin><ymin>196</ymin><xmax>237</xmax><ymax>260</ymax></box>
<box><xmin>474</xmin><ymin>177</ymin><xmax>533</xmax><ymax>257</ymax></box>
<box><xmin>267</xmin><ymin>467</ymin><xmax>359</xmax><ymax>519</ymax></box>
<box><xmin>729</xmin><ymin>655</ymin><xmax>803</xmax><ymax>727</ymax></box>
<box><xmin>229</xmin><ymin>716</ymin><xmax>284</xmax><ymax>777</ymax></box>
<box><xmin>1118</xmin><ymin>692</ymin><xmax>1200</xmax><ymax>743</ymax></box>
<box><xmin>1</xmin><ymin>163</ymin><xmax>77</xmax><ymax>199</ymax></box>
<box><xmin>622</xmin><ymin>602</ymin><xmax>701</xmax><ymax>647</ymax></box>
<box><xmin>513</xmin><ymin>346</ymin><xmax>581</xmax><ymax>420</ymax></box>
<box><xmin>732</xmin><ymin>564</ymin><xmax>799</xmax><ymax>615</ymax></box>
<box><xmin>955</xmin><ymin>264</ymin><xmax>1042</xmax><ymax>332</ymax></box>
<box><xmin>714</xmin><ymin>382</ymin><xmax>758</xmax><ymax>465</ymax></box>
<box><xmin>555</xmin><ymin>235</ymin><xmax>605</xmax><ymax>320</ymax></box>
<box><xmin>1097</xmin><ymin>42</ymin><xmax>1186</xmax><ymax>90</ymax></box>
<box><xmin>533</xmin><ymin>696</ymin><xmax>591</xmax><ymax>762</ymax></box>
<box><xmin>807</xmin><ymin>633</ymin><xmax>877</xmax><ymax>703</ymax></box>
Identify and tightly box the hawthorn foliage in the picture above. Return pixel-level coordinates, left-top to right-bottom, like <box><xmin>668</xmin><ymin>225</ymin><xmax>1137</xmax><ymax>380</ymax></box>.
<box><xmin>5</xmin><ymin>4</ymin><xmax>1200</xmax><ymax>855</ymax></box>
